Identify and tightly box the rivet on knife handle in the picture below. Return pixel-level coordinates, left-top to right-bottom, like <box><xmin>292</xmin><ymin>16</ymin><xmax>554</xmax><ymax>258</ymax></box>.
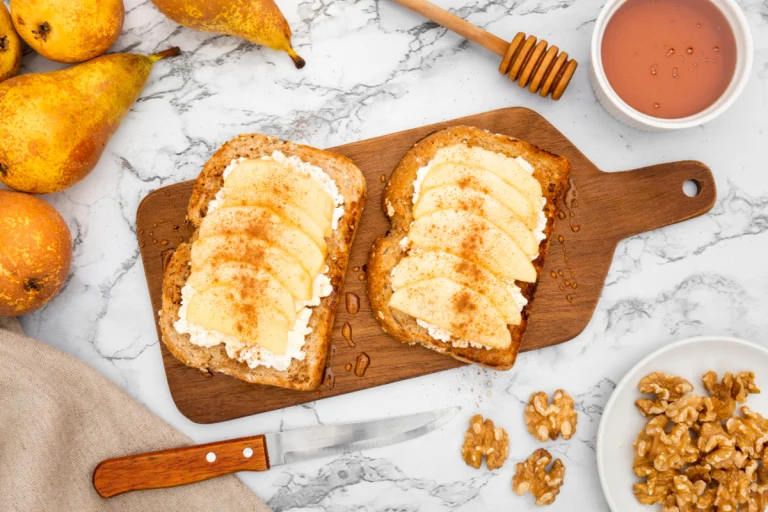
<box><xmin>391</xmin><ymin>0</ymin><xmax>577</xmax><ymax>99</ymax></box>
<box><xmin>93</xmin><ymin>435</ymin><xmax>270</xmax><ymax>498</ymax></box>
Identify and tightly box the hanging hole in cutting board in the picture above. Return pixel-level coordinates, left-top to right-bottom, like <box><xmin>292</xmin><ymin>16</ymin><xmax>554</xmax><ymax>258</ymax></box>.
<box><xmin>683</xmin><ymin>179</ymin><xmax>701</xmax><ymax>198</ymax></box>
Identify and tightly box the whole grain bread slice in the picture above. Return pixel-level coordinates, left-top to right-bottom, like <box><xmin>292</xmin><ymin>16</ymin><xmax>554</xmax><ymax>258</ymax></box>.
<box><xmin>366</xmin><ymin>126</ymin><xmax>570</xmax><ymax>370</ymax></box>
<box><xmin>159</xmin><ymin>134</ymin><xmax>366</xmax><ymax>390</ymax></box>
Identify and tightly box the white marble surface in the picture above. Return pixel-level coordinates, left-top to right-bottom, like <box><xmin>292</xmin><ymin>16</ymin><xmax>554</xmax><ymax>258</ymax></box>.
<box><xmin>11</xmin><ymin>0</ymin><xmax>768</xmax><ymax>509</ymax></box>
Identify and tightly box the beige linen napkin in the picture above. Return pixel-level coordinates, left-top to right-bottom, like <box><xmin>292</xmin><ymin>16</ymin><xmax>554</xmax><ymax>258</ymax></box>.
<box><xmin>0</xmin><ymin>317</ymin><xmax>272</xmax><ymax>512</ymax></box>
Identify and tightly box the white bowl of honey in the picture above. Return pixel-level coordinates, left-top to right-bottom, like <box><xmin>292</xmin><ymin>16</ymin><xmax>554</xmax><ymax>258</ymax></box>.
<box><xmin>590</xmin><ymin>0</ymin><xmax>753</xmax><ymax>131</ymax></box>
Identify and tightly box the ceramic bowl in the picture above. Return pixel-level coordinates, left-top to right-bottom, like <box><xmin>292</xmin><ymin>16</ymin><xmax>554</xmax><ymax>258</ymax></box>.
<box><xmin>589</xmin><ymin>0</ymin><xmax>754</xmax><ymax>131</ymax></box>
<box><xmin>597</xmin><ymin>336</ymin><xmax>768</xmax><ymax>511</ymax></box>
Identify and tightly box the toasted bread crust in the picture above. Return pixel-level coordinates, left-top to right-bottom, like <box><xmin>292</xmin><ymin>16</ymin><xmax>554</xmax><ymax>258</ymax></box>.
<box><xmin>366</xmin><ymin>126</ymin><xmax>570</xmax><ymax>370</ymax></box>
<box><xmin>159</xmin><ymin>134</ymin><xmax>366</xmax><ymax>390</ymax></box>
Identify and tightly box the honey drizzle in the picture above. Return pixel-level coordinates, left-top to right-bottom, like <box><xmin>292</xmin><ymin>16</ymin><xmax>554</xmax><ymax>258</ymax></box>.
<box><xmin>549</xmin><ymin>234</ymin><xmax>578</xmax><ymax>303</ymax></box>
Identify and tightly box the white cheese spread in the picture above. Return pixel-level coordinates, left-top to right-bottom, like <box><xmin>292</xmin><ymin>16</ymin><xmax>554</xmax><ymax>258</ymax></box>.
<box><xmin>416</xmin><ymin>319</ymin><xmax>490</xmax><ymax>350</ymax></box>
<box><xmin>174</xmin><ymin>154</ymin><xmax>343</xmax><ymax>370</ymax></box>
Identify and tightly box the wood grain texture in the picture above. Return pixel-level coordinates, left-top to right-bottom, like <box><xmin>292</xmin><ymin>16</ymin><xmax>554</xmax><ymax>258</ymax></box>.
<box><xmin>93</xmin><ymin>435</ymin><xmax>269</xmax><ymax>497</ymax></box>
<box><xmin>136</xmin><ymin>107</ymin><xmax>716</xmax><ymax>423</ymax></box>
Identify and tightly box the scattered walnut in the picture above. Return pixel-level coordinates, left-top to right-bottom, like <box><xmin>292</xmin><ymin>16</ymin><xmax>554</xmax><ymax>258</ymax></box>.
<box><xmin>727</xmin><ymin>407</ymin><xmax>768</xmax><ymax>460</ymax></box>
<box><xmin>699</xmin><ymin>396</ymin><xmax>733</xmax><ymax>423</ymax></box>
<box><xmin>634</xmin><ymin>415</ymin><xmax>699</xmax><ymax>474</ymax></box>
<box><xmin>637</xmin><ymin>373</ymin><xmax>694</xmax><ymax>417</ymax></box>
<box><xmin>634</xmin><ymin>469</ymin><xmax>679</xmax><ymax>505</ymax></box>
<box><xmin>512</xmin><ymin>448</ymin><xmax>565</xmax><ymax>506</ymax></box>
<box><xmin>461</xmin><ymin>414</ymin><xmax>509</xmax><ymax>470</ymax></box>
<box><xmin>667</xmin><ymin>395</ymin><xmax>703</xmax><ymax>425</ymax></box>
<box><xmin>733</xmin><ymin>373</ymin><xmax>761</xmax><ymax>403</ymax></box>
<box><xmin>711</xmin><ymin>465</ymin><xmax>755</xmax><ymax>510</ymax></box>
<box><xmin>661</xmin><ymin>475</ymin><xmax>707</xmax><ymax>512</ymax></box>
<box><xmin>748</xmin><ymin>466</ymin><xmax>768</xmax><ymax>512</ymax></box>
<box><xmin>704</xmin><ymin>371</ymin><xmax>760</xmax><ymax>406</ymax></box>
<box><xmin>698</xmin><ymin>421</ymin><xmax>740</xmax><ymax>469</ymax></box>
<box><xmin>524</xmin><ymin>389</ymin><xmax>578</xmax><ymax>442</ymax></box>
<box><xmin>684</xmin><ymin>463</ymin><xmax>713</xmax><ymax>485</ymax></box>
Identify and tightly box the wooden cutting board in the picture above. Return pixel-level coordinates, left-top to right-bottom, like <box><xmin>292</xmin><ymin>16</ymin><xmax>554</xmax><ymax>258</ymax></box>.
<box><xmin>137</xmin><ymin>107</ymin><xmax>716</xmax><ymax>423</ymax></box>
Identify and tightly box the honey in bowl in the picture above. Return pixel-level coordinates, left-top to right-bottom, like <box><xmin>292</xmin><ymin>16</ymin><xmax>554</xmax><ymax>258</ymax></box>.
<box><xmin>601</xmin><ymin>0</ymin><xmax>737</xmax><ymax>119</ymax></box>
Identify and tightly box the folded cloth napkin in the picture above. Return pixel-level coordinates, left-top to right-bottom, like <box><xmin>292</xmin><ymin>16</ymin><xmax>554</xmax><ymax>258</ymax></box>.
<box><xmin>0</xmin><ymin>317</ymin><xmax>272</xmax><ymax>512</ymax></box>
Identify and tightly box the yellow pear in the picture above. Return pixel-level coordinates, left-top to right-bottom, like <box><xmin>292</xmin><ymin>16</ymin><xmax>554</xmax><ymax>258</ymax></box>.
<box><xmin>0</xmin><ymin>48</ymin><xmax>180</xmax><ymax>194</ymax></box>
<box><xmin>151</xmin><ymin>0</ymin><xmax>305</xmax><ymax>68</ymax></box>
<box><xmin>0</xmin><ymin>190</ymin><xmax>72</xmax><ymax>317</ymax></box>
<box><xmin>0</xmin><ymin>2</ymin><xmax>21</xmax><ymax>82</ymax></box>
<box><xmin>11</xmin><ymin>0</ymin><xmax>124</xmax><ymax>63</ymax></box>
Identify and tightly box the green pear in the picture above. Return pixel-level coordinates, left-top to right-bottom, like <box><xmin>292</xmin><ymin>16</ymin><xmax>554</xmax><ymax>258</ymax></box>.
<box><xmin>0</xmin><ymin>48</ymin><xmax>180</xmax><ymax>194</ymax></box>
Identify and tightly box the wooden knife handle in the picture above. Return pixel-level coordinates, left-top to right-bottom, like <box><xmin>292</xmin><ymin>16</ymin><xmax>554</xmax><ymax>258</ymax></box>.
<box><xmin>93</xmin><ymin>435</ymin><xmax>270</xmax><ymax>498</ymax></box>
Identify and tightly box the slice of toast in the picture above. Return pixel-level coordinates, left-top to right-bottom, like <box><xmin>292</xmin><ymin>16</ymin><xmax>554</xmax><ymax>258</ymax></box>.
<box><xmin>159</xmin><ymin>134</ymin><xmax>366</xmax><ymax>390</ymax></box>
<box><xmin>367</xmin><ymin>126</ymin><xmax>570</xmax><ymax>370</ymax></box>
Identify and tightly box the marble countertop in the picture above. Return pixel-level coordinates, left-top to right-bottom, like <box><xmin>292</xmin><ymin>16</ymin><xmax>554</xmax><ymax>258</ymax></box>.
<box><xmin>15</xmin><ymin>0</ymin><xmax>768</xmax><ymax>509</ymax></box>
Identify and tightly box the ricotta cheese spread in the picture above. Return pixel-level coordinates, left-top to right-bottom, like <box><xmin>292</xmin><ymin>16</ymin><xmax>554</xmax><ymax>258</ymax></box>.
<box><xmin>174</xmin><ymin>154</ymin><xmax>343</xmax><ymax>371</ymax></box>
<box><xmin>416</xmin><ymin>319</ymin><xmax>490</xmax><ymax>350</ymax></box>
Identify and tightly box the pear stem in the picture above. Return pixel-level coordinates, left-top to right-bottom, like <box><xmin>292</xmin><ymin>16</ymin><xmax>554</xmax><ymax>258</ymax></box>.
<box><xmin>149</xmin><ymin>47</ymin><xmax>181</xmax><ymax>63</ymax></box>
<box><xmin>287</xmin><ymin>48</ymin><xmax>306</xmax><ymax>69</ymax></box>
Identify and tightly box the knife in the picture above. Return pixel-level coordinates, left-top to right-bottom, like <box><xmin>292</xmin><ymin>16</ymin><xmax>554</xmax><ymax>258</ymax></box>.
<box><xmin>93</xmin><ymin>406</ymin><xmax>459</xmax><ymax>498</ymax></box>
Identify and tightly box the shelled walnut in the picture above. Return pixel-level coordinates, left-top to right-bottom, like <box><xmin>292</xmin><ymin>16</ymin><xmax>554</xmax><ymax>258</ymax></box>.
<box><xmin>631</xmin><ymin>370</ymin><xmax>768</xmax><ymax>512</ymax></box>
<box><xmin>662</xmin><ymin>474</ymin><xmax>706</xmax><ymax>512</ymax></box>
<box><xmin>524</xmin><ymin>389</ymin><xmax>578</xmax><ymax>442</ymax></box>
<box><xmin>461</xmin><ymin>414</ymin><xmax>509</xmax><ymax>470</ymax></box>
<box><xmin>634</xmin><ymin>415</ymin><xmax>699</xmax><ymax>475</ymax></box>
<box><xmin>636</xmin><ymin>373</ymin><xmax>694</xmax><ymax>417</ymax></box>
<box><xmin>703</xmin><ymin>371</ymin><xmax>760</xmax><ymax>413</ymax></box>
<box><xmin>512</xmin><ymin>448</ymin><xmax>565</xmax><ymax>506</ymax></box>
<box><xmin>727</xmin><ymin>407</ymin><xmax>768</xmax><ymax>459</ymax></box>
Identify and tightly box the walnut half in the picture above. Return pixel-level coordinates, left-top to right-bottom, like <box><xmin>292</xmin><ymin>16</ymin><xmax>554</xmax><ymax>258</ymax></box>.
<box><xmin>512</xmin><ymin>448</ymin><xmax>566</xmax><ymax>506</ymax></box>
<box><xmin>461</xmin><ymin>414</ymin><xmax>510</xmax><ymax>470</ymax></box>
<box><xmin>525</xmin><ymin>389</ymin><xmax>578</xmax><ymax>442</ymax></box>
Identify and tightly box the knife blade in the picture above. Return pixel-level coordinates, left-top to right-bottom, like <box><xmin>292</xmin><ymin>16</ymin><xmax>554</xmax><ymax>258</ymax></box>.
<box><xmin>93</xmin><ymin>406</ymin><xmax>459</xmax><ymax>498</ymax></box>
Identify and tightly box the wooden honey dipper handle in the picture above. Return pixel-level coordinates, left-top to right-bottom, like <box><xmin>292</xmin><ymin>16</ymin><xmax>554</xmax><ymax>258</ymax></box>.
<box><xmin>391</xmin><ymin>0</ymin><xmax>577</xmax><ymax>100</ymax></box>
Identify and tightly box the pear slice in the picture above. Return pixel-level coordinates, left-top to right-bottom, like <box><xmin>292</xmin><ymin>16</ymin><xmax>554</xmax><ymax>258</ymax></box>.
<box><xmin>191</xmin><ymin>234</ymin><xmax>313</xmax><ymax>301</ymax></box>
<box><xmin>413</xmin><ymin>185</ymin><xmax>538</xmax><ymax>255</ymax></box>
<box><xmin>389</xmin><ymin>277</ymin><xmax>512</xmax><ymax>350</ymax></box>
<box><xmin>186</xmin><ymin>285</ymin><xmax>290</xmax><ymax>355</ymax></box>
<box><xmin>420</xmin><ymin>163</ymin><xmax>540</xmax><ymax>229</ymax></box>
<box><xmin>186</xmin><ymin>262</ymin><xmax>296</xmax><ymax>323</ymax></box>
<box><xmin>430</xmin><ymin>144</ymin><xmax>543</xmax><ymax>203</ymax></box>
<box><xmin>408</xmin><ymin>210</ymin><xmax>537</xmax><ymax>283</ymax></box>
<box><xmin>198</xmin><ymin>206</ymin><xmax>326</xmax><ymax>277</ymax></box>
<box><xmin>221</xmin><ymin>190</ymin><xmax>328</xmax><ymax>250</ymax></box>
<box><xmin>224</xmin><ymin>159</ymin><xmax>334</xmax><ymax>233</ymax></box>
<box><xmin>392</xmin><ymin>251</ymin><xmax>522</xmax><ymax>325</ymax></box>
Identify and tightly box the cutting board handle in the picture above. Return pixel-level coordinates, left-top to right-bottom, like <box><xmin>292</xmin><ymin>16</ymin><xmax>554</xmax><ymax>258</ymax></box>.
<box><xmin>93</xmin><ymin>435</ymin><xmax>269</xmax><ymax>498</ymax></box>
<box><xmin>592</xmin><ymin>160</ymin><xmax>716</xmax><ymax>239</ymax></box>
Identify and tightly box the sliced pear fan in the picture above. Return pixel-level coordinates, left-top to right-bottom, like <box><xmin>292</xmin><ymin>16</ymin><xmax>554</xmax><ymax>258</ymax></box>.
<box><xmin>391</xmin><ymin>251</ymin><xmax>522</xmax><ymax>325</ymax></box>
<box><xmin>190</xmin><ymin>235</ymin><xmax>313</xmax><ymax>301</ymax></box>
<box><xmin>430</xmin><ymin>145</ymin><xmax>543</xmax><ymax>204</ymax></box>
<box><xmin>389</xmin><ymin>277</ymin><xmax>512</xmax><ymax>350</ymax></box>
<box><xmin>408</xmin><ymin>210</ymin><xmax>537</xmax><ymax>283</ymax></box>
<box><xmin>198</xmin><ymin>206</ymin><xmax>326</xmax><ymax>276</ymax></box>
<box><xmin>413</xmin><ymin>186</ymin><xmax>539</xmax><ymax>255</ymax></box>
<box><xmin>186</xmin><ymin>262</ymin><xmax>297</xmax><ymax>323</ymax></box>
<box><xmin>419</xmin><ymin>163</ymin><xmax>539</xmax><ymax>229</ymax></box>
<box><xmin>224</xmin><ymin>160</ymin><xmax>334</xmax><ymax>232</ymax></box>
<box><xmin>221</xmin><ymin>191</ymin><xmax>328</xmax><ymax>250</ymax></box>
<box><xmin>186</xmin><ymin>286</ymin><xmax>291</xmax><ymax>355</ymax></box>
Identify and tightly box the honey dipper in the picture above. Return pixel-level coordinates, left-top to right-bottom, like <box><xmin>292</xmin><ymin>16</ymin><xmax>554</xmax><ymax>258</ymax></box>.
<box><xmin>392</xmin><ymin>0</ymin><xmax>578</xmax><ymax>100</ymax></box>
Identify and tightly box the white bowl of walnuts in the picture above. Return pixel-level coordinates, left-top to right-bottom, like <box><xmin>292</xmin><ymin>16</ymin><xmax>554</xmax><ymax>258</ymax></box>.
<box><xmin>597</xmin><ymin>336</ymin><xmax>768</xmax><ymax>512</ymax></box>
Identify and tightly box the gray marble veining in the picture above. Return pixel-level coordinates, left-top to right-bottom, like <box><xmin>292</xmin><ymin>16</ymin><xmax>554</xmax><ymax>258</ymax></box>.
<box><xmin>12</xmin><ymin>0</ymin><xmax>768</xmax><ymax>509</ymax></box>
